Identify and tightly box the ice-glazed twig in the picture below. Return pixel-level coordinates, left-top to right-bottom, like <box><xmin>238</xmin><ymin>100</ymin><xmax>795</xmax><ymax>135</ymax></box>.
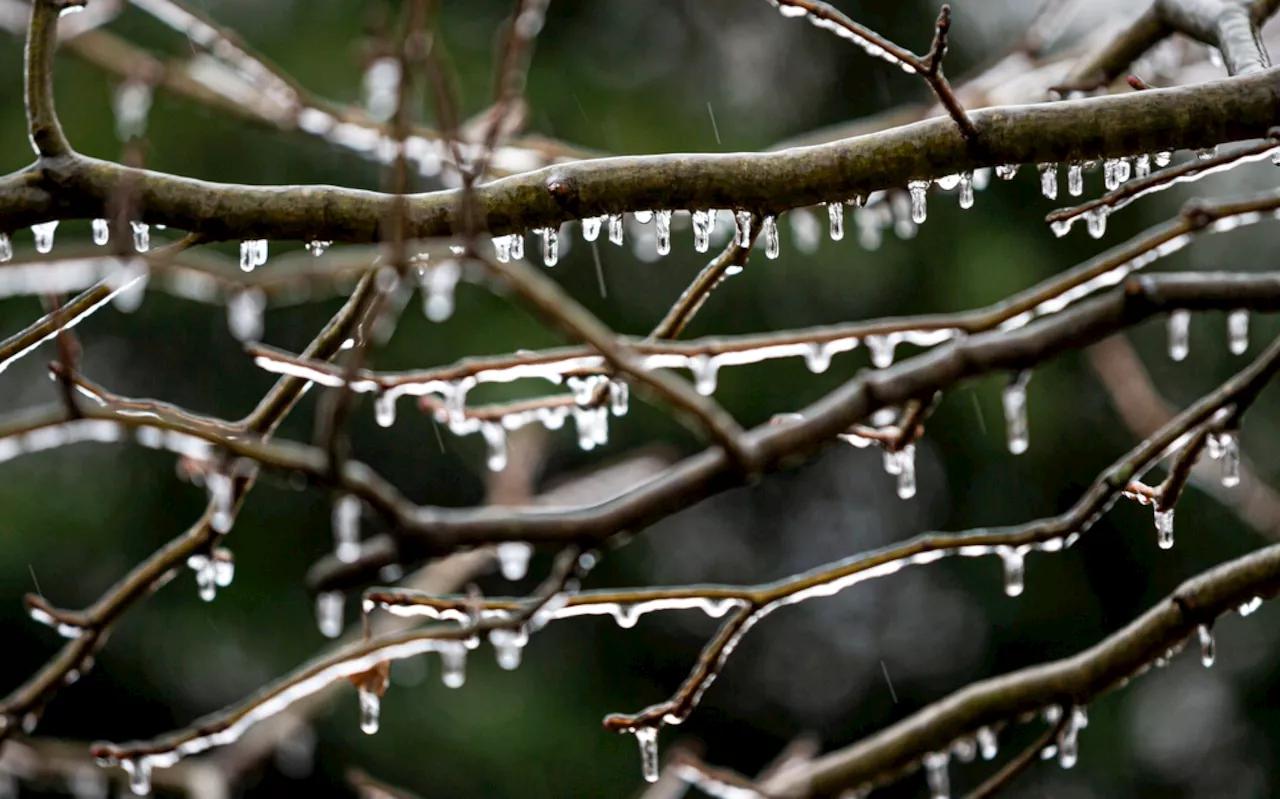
<box><xmin>961</xmin><ymin>707</ymin><xmax>1072</xmax><ymax>799</ymax></box>
<box><xmin>650</xmin><ymin>217</ymin><xmax>759</xmax><ymax>340</ymax></box>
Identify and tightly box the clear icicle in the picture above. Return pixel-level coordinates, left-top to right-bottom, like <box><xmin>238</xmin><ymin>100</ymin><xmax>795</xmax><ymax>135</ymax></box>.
<box><xmin>92</xmin><ymin>218</ymin><xmax>109</xmax><ymax>246</ymax></box>
<box><xmin>0</xmin><ymin>233</ymin><xmax>9</xmax><ymax>262</ymax></box>
<box><xmin>958</xmin><ymin>171</ymin><xmax>974</xmax><ymax>209</ymax></box>
<box><xmin>239</xmin><ymin>239</ymin><xmax>267</xmax><ymax>272</ymax></box>
<box><xmin>358</xmin><ymin>685</ymin><xmax>380</xmax><ymax>734</ymax></box>
<box><xmin>1220</xmin><ymin>431</ymin><xmax>1240</xmax><ymax>487</ymax></box>
<box><xmin>886</xmin><ymin>444</ymin><xmax>916</xmax><ymax>499</ymax></box>
<box><xmin>1039</xmin><ymin>164</ymin><xmax>1058</xmax><ymax>200</ymax></box>
<box><xmin>1228</xmin><ymin>310</ymin><xmax>1249</xmax><ymax>355</ymax></box>
<box><xmin>907</xmin><ymin>180</ymin><xmax>929</xmax><ymax>223</ymax></box>
<box><xmin>1000</xmin><ymin>547</ymin><xmax>1025</xmax><ymax>597</ymax></box>
<box><xmin>1086</xmin><ymin>208</ymin><xmax>1108</xmax><ymax>239</ymax></box>
<box><xmin>692</xmin><ymin>210</ymin><xmax>713</xmax><ymax>252</ymax></box>
<box><xmin>131</xmin><ymin>222</ymin><xmax>149</xmax><ymax>253</ymax></box>
<box><xmin>374</xmin><ymin>392</ymin><xmax>397</xmax><ymax>428</ymax></box>
<box><xmin>227</xmin><ymin>289</ymin><xmax>266</xmax><ymax>342</ymax></box>
<box><xmin>1168</xmin><ymin>310</ymin><xmax>1190</xmax><ymax>361</ymax></box>
<box><xmin>654</xmin><ymin>210</ymin><xmax>671</xmax><ymax>255</ymax></box>
<box><xmin>633</xmin><ymin>210</ymin><xmax>653</xmax><ymax>223</ymax></box>
<box><xmin>1154</xmin><ymin>507</ymin><xmax>1175</xmax><ymax>549</ymax></box>
<box><xmin>440</xmin><ymin>642</ymin><xmax>467</xmax><ymax>688</ymax></box>
<box><xmin>122</xmin><ymin>759</ymin><xmax>151</xmax><ymax>796</ymax></box>
<box><xmin>582</xmin><ymin>216</ymin><xmax>602</xmax><ymax>242</ymax></box>
<box><xmin>1155</xmin><ymin>151</ymin><xmax>1173</xmax><ymax>167</ymax></box>
<box><xmin>489</xmin><ymin>627</ymin><xmax>528</xmax><ymax>670</ymax></box>
<box><xmin>1239</xmin><ymin>596</ymin><xmax>1263</xmax><ymax>616</ymax></box>
<box><xmin>977</xmin><ymin>727</ymin><xmax>998</xmax><ymax>760</ymax></box>
<box><xmin>995</xmin><ymin>164</ymin><xmax>1019</xmax><ymax>180</ymax></box>
<box><xmin>316</xmin><ymin>591</ymin><xmax>344</xmax><ymax>638</ymax></box>
<box><xmin>510</xmin><ymin>232</ymin><xmax>524</xmax><ymax>260</ymax></box>
<box><xmin>207</xmin><ymin>472</ymin><xmax>233</xmax><ymax>533</ymax></box>
<box><xmin>689</xmin><ymin>355</ymin><xmax>718</xmax><ymax>396</ymax></box>
<box><xmin>1103</xmin><ymin>159</ymin><xmax>1120</xmax><ymax>190</ymax></box>
<box><xmin>1068</xmin><ymin>163</ymin><xmax>1083</xmax><ymax>196</ymax></box>
<box><xmin>866</xmin><ymin>334</ymin><xmax>895</xmax><ymax>368</ymax></box>
<box><xmin>540</xmin><ymin>227</ymin><xmax>559</xmax><ymax>267</ymax></box>
<box><xmin>634</xmin><ymin>726</ymin><xmax>660</xmax><ymax>784</ymax></box>
<box><xmin>1135</xmin><ymin>153</ymin><xmax>1151</xmax><ymax>178</ymax></box>
<box><xmin>306</xmin><ymin>240</ymin><xmax>331</xmax><ymax>257</ymax></box>
<box><xmin>1003</xmin><ymin>373</ymin><xmax>1030</xmax><ymax>455</ymax></box>
<box><xmin>1059</xmin><ymin>707</ymin><xmax>1087</xmax><ymax>769</ymax></box>
<box><xmin>734</xmin><ymin>211</ymin><xmax>753</xmax><ymax>246</ymax></box>
<box><xmin>609</xmin><ymin>214</ymin><xmax>624</xmax><ymax>246</ymax></box>
<box><xmin>494</xmin><ymin>235</ymin><xmax>512</xmax><ymax>263</ymax></box>
<box><xmin>1198</xmin><ymin>623</ymin><xmax>1215</xmax><ymax>667</ymax></box>
<box><xmin>827</xmin><ymin>202</ymin><xmax>844</xmax><ymax>241</ymax></box>
<box><xmin>481</xmin><ymin>422</ymin><xmax>508</xmax><ymax>471</ymax></box>
<box><xmin>496</xmin><ymin>541</ymin><xmax>532</xmax><ymax>581</ymax></box>
<box><xmin>762</xmin><ymin>215</ymin><xmax>779</xmax><ymax>259</ymax></box>
<box><xmin>32</xmin><ymin>221</ymin><xmax>58</xmax><ymax>254</ymax></box>
<box><xmin>332</xmin><ymin>494</ymin><xmax>361</xmax><ymax>564</ymax></box>
<box><xmin>923</xmin><ymin>752</ymin><xmax>950</xmax><ymax>799</ymax></box>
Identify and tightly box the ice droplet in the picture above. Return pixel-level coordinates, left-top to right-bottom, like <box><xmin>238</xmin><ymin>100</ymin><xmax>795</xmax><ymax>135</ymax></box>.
<box><xmin>1103</xmin><ymin>159</ymin><xmax>1120</xmax><ymax>191</ymax></box>
<box><xmin>654</xmin><ymin>210</ymin><xmax>672</xmax><ymax>256</ymax></box>
<box><xmin>239</xmin><ymin>239</ymin><xmax>267</xmax><ymax>272</ymax></box>
<box><xmin>306</xmin><ymin>240</ymin><xmax>331</xmax><ymax>257</ymax></box>
<box><xmin>582</xmin><ymin>216</ymin><xmax>603</xmax><ymax>242</ymax></box>
<box><xmin>482</xmin><ymin>421</ymin><xmax>508</xmax><ymax>471</ymax></box>
<box><xmin>358</xmin><ymin>685</ymin><xmax>380</xmax><ymax>734</ymax></box>
<box><xmin>1086</xmin><ymin>208</ymin><xmax>1108</xmax><ymax>239</ymax></box>
<box><xmin>1039</xmin><ymin>163</ymin><xmax>1058</xmax><ymax>200</ymax></box>
<box><xmin>1168</xmin><ymin>310</ymin><xmax>1190</xmax><ymax>361</ymax></box>
<box><xmin>332</xmin><ymin>494</ymin><xmax>361</xmax><ymax>564</ymax></box>
<box><xmin>316</xmin><ymin>591</ymin><xmax>344</xmax><ymax>638</ymax></box>
<box><xmin>958</xmin><ymin>171</ymin><xmax>974</xmax><ymax>209</ymax></box>
<box><xmin>1058</xmin><ymin>707</ymin><xmax>1087</xmax><ymax>769</ymax></box>
<box><xmin>497</xmin><ymin>541</ymin><xmax>532</xmax><ymax>581</ymax></box>
<box><xmin>1067</xmin><ymin>163</ymin><xmax>1083</xmax><ymax>197</ymax></box>
<box><xmin>0</xmin><ymin>233</ymin><xmax>10</xmax><ymax>262</ymax></box>
<box><xmin>827</xmin><ymin>202</ymin><xmax>844</xmax><ymax>241</ymax></box>
<box><xmin>32</xmin><ymin>221</ymin><xmax>58</xmax><ymax>254</ymax></box>
<box><xmin>689</xmin><ymin>355</ymin><xmax>718</xmax><ymax>396</ymax></box>
<box><xmin>1198</xmin><ymin>623</ymin><xmax>1215</xmax><ymax>667</ymax></box>
<box><xmin>489</xmin><ymin>626</ymin><xmax>529</xmax><ymax>670</ymax></box>
<box><xmin>510</xmin><ymin>232</ymin><xmax>524</xmax><ymax>260</ymax></box>
<box><xmin>1238</xmin><ymin>596</ymin><xmax>1263</xmax><ymax>616</ymax></box>
<box><xmin>999</xmin><ymin>546</ymin><xmax>1025</xmax><ymax>597</ymax></box>
<box><xmin>1228</xmin><ymin>310</ymin><xmax>1249</xmax><ymax>355</ymax></box>
<box><xmin>734</xmin><ymin>211</ymin><xmax>753</xmax><ymax>247</ymax></box>
<box><xmin>374</xmin><ymin>391</ymin><xmax>397</xmax><ymax>428</ymax></box>
<box><xmin>634</xmin><ymin>726</ymin><xmax>660</xmax><ymax>784</ymax></box>
<box><xmin>995</xmin><ymin>164</ymin><xmax>1019</xmax><ymax>180</ymax></box>
<box><xmin>866</xmin><ymin>334</ymin><xmax>895</xmax><ymax>368</ymax></box>
<box><xmin>539</xmin><ymin>227</ymin><xmax>559</xmax><ymax>267</ymax></box>
<box><xmin>131</xmin><ymin>222</ymin><xmax>149</xmax><ymax>253</ymax></box>
<box><xmin>884</xmin><ymin>444</ymin><xmax>916</xmax><ymax>499</ymax></box>
<box><xmin>1220</xmin><ymin>431</ymin><xmax>1240</xmax><ymax>487</ymax></box>
<box><xmin>92</xmin><ymin>218</ymin><xmax>109</xmax><ymax>246</ymax></box>
<box><xmin>609</xmin><ymin>214</ymin><xmax>624</xmax><ymax>246</ymax></box>
<box><xmin>692</xmin><ymin>210</ymin><xmax>713</xmax><ymax>252</ymax></box>
<box><xmin>121</xmin><ymin>758</ymin><xmax>151</xmax><ymax>796</ymax></box>
<box><xmin>1002</xmin><ymin>374</ymin><xmax>1030</xmax><ymax>455</ymax></box>
<box><xmin>633</xmin><ymin>210</ymin><xmax>653</xmax><ymax>224</ymax></box>
<box><xmin>923</xmin><ymin>751</ymin><xmax>950</xmax><ymax>799</ymax></box>
<box><xmin>804</xmin><ymin>342</ymin><xmax>832</xmax><ymax>373</ymax></box>
<box><xmin>440</xmin><ymin>642</ymin><xmax>467</xmax><ymax>688</ymax></box>
<box><xmin>207</xmin><ymin>471</ymin><xmax>233</xmax><ymax>533</ymax></box>
<box><xmin>907</xmin><ymin>180</ymin><xmax>929</xmax><ymax>223</ymax></box>
<box><xmin>1154</xmin><ymin>151</ymin><xmax>1173</xmax><ymax>167</ymax></box>
<box><xmin>1154</xmin><ymin>507</ymin><xmax>1174</xmax><ymax>549</ymax></box>
<box><xmin>227</xmin><ymin>288</ymin><xmax>267</xmax><ymax>342</ymax></box>
<box><xmin>762</xmin><ymin>215</ymin><xmax>780</xmax><ymax>259</ymax></box>
<box><xmin>1135</xmin><ymin>153</ymin><xmax>1151</xmax><ymax>178</ymax></box>
<box><xmin>977</xmin><ymin>727</ymin><xmax>998</xmax><ymax>760</ymax></box>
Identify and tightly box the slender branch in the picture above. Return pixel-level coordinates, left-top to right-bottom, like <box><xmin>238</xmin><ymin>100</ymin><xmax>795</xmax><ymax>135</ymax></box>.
<box><xmin>650</xmin><ymin>219</ymin><xmax>758</xmax><ymax>340</ymax></box>
<box><xmin>24</xmin><ymin>0</ymin><xmax>72</xmax><ymax>157</ymax></box>
<box><xmin>960</xmin><ymin>710</ymin><xmax>1070</xmax><ymax>799</ymax></box>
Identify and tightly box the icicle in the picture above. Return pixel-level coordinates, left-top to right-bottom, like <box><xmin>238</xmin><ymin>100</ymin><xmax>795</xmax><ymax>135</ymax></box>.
<box><xmin>865</xmin><ymin>334</ymin><xmax>895</xmax><ymax>368</ymax></box>
<box><xmin>824</xmin><ymin>202</ymin><xmax>845</xmax><ymax>242</ymax></box>
<box><xmin>1000</xmin><ymin>547</ymin><xmax>1025</xmax><ymax>597</ymax></box>
<box><xmin>489</xmin><ymin>627</ymin><xmax>529</xmax><ymax>670</ymax></box>
<box><xmin>734</xmin><ymin>211</ymin><xmax>753</xmax><ymax>246</ymax></box>
<box><xmin>1197</xmin><ymin>624</ymin><xmax>1215</xmax><ymax>667</ymax></box>
<box><xmin>1154</xmin><ymin>151</ymin><xmax>1173</xmax><ymax>167</ymax></box>
<box><xmin>652</xmin><ymin>209</ymin><xmax>671</xmax><ymax>256</ymax></box>
<box><xmin>121</xmin><ymin>758</ymin><xmax>151</xmax><ymax>796</ymax></box>
<box><xmin>1238</xmin><ymin>596</ymin><xmax>1263</xmax><ymax>616</ymax></box>
<box><xmin>481</xmin><ymin>422</ymin><xmax>508</xmax><ymax>471</ymax></box>
<box><xmin>362</xmin><ymin>56</ymin><xmax>401</xmax><ymax>122</ymax></box>
<box><xmin>1059</xmin><ymin>707</ymin><xmax>1087</xmax><ymax>769</ymax></box>
<box><xmin>510</xmin><ymin>232</ymin><xmax>524</xmax><ymax>260</ymax></box>
<box><xmin>1135</xmin><ymin>154</ymin><xmax>1151</xmax><ymax>178</ymax></box>
<box><xmin>539</xmin><ymin>227</ymin><xmax>559</xmax><ymax>267</ymax></box>
<box><xmin>1002</xmin><ymin>373</ymin><xmax>1030</xmax><ymax>455</ymax></box>
<box><xmin>32</xmin><ymin>221</ymin><xmax>58</xmax><ymax>254</ymax></box>
<box><xmin>886</xmin><ymin>444</ymin><xmax>916</xmax><ymax>499</ymax></box>
<box><xmin>1103</xmin><ymin>159</ymin><xmax>1120</xmax><ymax>191</ymax></box>
<box><xmin>113</xmin><ymin>79</ymin><xmax>152</xmax><ymax>141</ymax></box>
<box><xmin>1220</xmin><ymin>431</ymin><xmax>1240</xmax><ymax>487</ymax></box>
<box><xmin>213</xmin><ymin>551</ymin><xmax>234</xmax><ymax>589</ymax></box>
<box><xmin>374</xmin><ymin>391</ymin><xmax>397</xmax><ymax>428</ymax></box>
<box><xmin>609</xmin><ymin>380</ymin><xmax>630</xmax><ymax>415</ymax></box>
<box><xmin>207</xmin><ymin>471</ymin><xmax>233</xmax><ymax>533</ymax></box>
<box><xmin>923</xmin><ymin>752</ymin><xmax>950</xmax><ymax>799</ymax></box>
<box><xmin>1086</xmin><ymin>207</ymin><xmax>1108</xmax><ymax>239</ymax></box>
<box><xmin>633</xmin><ymin>210</ymin><xmax>653</xmax><ymax>224</ymax></box>
<box><xmin>1168</xmin><ymin>310</ymin><xmax>1190</xmax><ymax>361</ymax></box>
<box><xmin>958</xmin><ymin>171</ymin><xmax>974</xmax><ymax>209</ymax></box>
<box><xmin>189</xmin><ymin>555</ymin><xmax>217</xmax><ymax>602</ymax></box>
<box><xmin>0</xmin><ymin>233</ymin><xmax>9</xmax><ymax>262</ymax></box>
<box><xmin>358</xmin><ymin>684</ymin><xmax>380</xmax><ymax>734</ymax></box>
<box><xmin>1067</xmin><ymin>163</ymin><xmax>1083</xmax><ymax>197</ymax></box>
<box><xmin>689</xmin><ymin>355</ymin><xmax>718</xmax><ymax>396</ymax></box>
<box><xmin>762</xmin><ymin>215</ymin><xmax>779</xmax><ymax>259</ymax></box>
<box><xmin>332</xmin><ymin>494</ymin><xmax>361</xmax><ymax>564</ymax></box>
<box><xmin>494</xmin><ymin>234</ymin><xmax>512</xmax><ymax>263</ymax></box>
<box><xmin>634</xmin><ymin>726</ymin><xmax>660</xmax><ymax>784</ymax></box>
<box><xmin>692</xmin><ymin>210</ymin><xmax>713</xmax><ymax>252</ymax></box>
<box><xmin>497</xmin><ymin>541</ymin><xmax>532</xmax><ymax>581</ymax></box>
<box><xmin>977</xmin><ymin>727</ymin><xmax>998</xmax><ymax>760</ymax></box>
<box><xmin>582</xmin><ymin>216</ymin><xmax>603</xmax><ymax>242</ymax></box>
<box><xmin>804</xmin><ymin>342</ymin><xmax>832</xmax><ymax>373</ymax></box>
<box><xmin>1228</xmin><ymin>310</ymin><xmax>1249</xmax><ymax>355</ymax></box>
<box><xmin>227</xmin><ymin>289</ymin><xmax>266</xmax><ymax>342</ymax></box>
<box><xmin>609</xmin><ymin>214</ymin><xmax>624</xmax><ymax>246</ymax></box>
<box><xmin>1039</xmin><ymin>164</ymin><xmax>1058</xmax><ymax>200</ymax></box>
<box><xmin>1115</xmin><ymin>158</ymin><xmax>1131</xmax><ymax>184</ymax></box>
<box><xmin>1154</xmin><ymin>507</ymin><xmax>1174</xmax><ymax>549</ymax></box>
<box><xmin>440</xmin><ymin>642</ymin><xmax>467</xmax><ymax>688</ymax></box>
<box><xmin>316</xmin><ymin>591</ymin><xmax>344</xmax><ymax>638</ymax></box>
<box><xmin>130</xmin><ymin>222</ymin><xmax>149</xmax><ymax>253</ymax></box>
<box><xmin>91</xmin><ymin>219</ymin><xmax>109</xmax><ymax>246</ymax></box>
<box><xmin>907</xmin><ymin>180</ymin><xmax>929</xmax><ymax>223</ymax></box>
<box><xmin>995</xmin><ymin>164</ymin><xmax>1019</xmax><ymax>180</ymax></box>
<box><xmin>306</xmin><ymin>240</ymin><xmax>331</xmax><ymax>257</ymax></box>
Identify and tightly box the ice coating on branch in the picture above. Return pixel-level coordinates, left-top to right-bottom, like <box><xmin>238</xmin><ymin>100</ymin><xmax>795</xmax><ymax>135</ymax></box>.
<box><xmin>239</xmin><ymin>239</ymin><xmax>267</xmax><ymax>272</ymax></box>
<box><xmin>1002</xmin><ymin>373</ymin><xmax>1030</xmax><ymax>455</ymax></box>
<box><xmin>958</xmin><ymin>172</ymin><xmax>974</xmax><ymax>209</ymax></box>
<box><xmin>1168</xmin><ymin>310</ymin><xmax>1190</xmax><ymax>361</ymax></box>
<box><xmin>316</xmin><ymin>591</ymin><xmax>344</xmax><ymax>638</ymax></box>
<box><xmin>32</xmin><ymin>221</ymin><xmax>58</xmax><ymax>254</ymax></box>
<box><xmin>539</xmin><ymin>228</ymin><xmax>559</xmax><ymax>267</ymax></box>
<box><xmin>227</xmin><ymin>289</ymin><xmax>267</xmax><ymax>342</ymax></box>
<box><xmin>634</xmin><ymin>726</ymin><xmax>660</xmax><ymax>783</ymax></box>
<box><xmin>121</xmin><ymin>758</ymin><xmax>151</xmax><ymax>796</ymax></box>
<box><xmin>497</xmin><ymin>542</ymin><xmax>533</xmax><ymax>581</ymax></box>
<box><xmin>1228</xmin><ymin>310</ymin><xmax>1249</xmax><ymax>355</ymax></box>
<box><xmin>998</xmin><ymin>545</ymin><xmax>1027</xmax><ymax>597</ymax></box>
<box><xmin>332</xmin><ymin>494</ymin><xmax>361</xmax><ymax>564</ymax></box>
<box><xmin>1154</xmin><ymin>507</ymin><xmax>1174</xmax><ymax>549</ymax></box>
<box><xmin>1068</xmin><ymin>163</ymin><xmax>1083</xmax><ymax>197</ymax></box>
<box><xmin>923</xmin><ymin>751</ymin><xmax>950</xmax><ymax>799</ymax></box>
<box><xmin>609</xmin><ymin>214</ymin><xmax>624</xmax><ymax>246</ymax></box>
<box><xmin>1198</xmin><ymin>624</ymin><xmax>1215</xmax><ymax>667</ymax></box>
<box><xmin>907</xmin><ymin>180</ymin><xmax>929</xmax><ymax>223</ymax></box>
<box><xmin>769</xmin><ymin>0</ymin><xmax>914</xmax><ymax>71</ymax></box>
<box><xmin>1039</xmin><ymin>163</ymin><xmax>1058</xmax><ymax>200</ymax></box>
<box><xmin>1086</xmin><ymin>208</ymin><xmax>1108</xmax><ymax>239</ymax></box>
<box><xmin>489</xmin><ymin>626</ymin><xmax>529</xmax><ymax>670</ymax></box>
<box><xmin>762</xmin><ymin>215</ymin><xmax>780</xmax><ymax>259</ymax></box>
<box><xmin>358</xmin><ymin>685</ymin><xmax>380</xmax><ymax>734</ymax></box>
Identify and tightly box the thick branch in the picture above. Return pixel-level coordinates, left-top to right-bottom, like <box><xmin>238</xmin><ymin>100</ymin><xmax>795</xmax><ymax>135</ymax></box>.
<box><xmin>24</xmin><ymin>0</ymin><xmax>72</xmax><ymax>157</ymax></box>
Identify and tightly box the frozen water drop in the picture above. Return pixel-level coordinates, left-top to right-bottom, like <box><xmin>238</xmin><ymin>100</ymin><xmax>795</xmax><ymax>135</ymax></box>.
<box><xmin>1039</xmin><ymin>163</ymin><xmax>1057</xmax><ymax>200</ymax></box>
<box><xmin>582</xmin><ymin>216</ymin><xmax>602</xmax><ymax>242</ymax></box>
<box><xmin>1135</xmin><ymin>153</ymin><xmax>1151</xmax><ymax>178</ymax></box>
<box><xmin>1000</xmin><ymin>547</ymin><xmax>1025</xmax><ymax>597</ymax></box>
<box><xmin>633</xmin><ymin>210</ymin><xmax>653</xmax><ymax>224</ymax></box>
<box><xmin>958</xmin><ymin>171</ymin><xmax>974</xmax><ymax>209</ymax></box>
<box><xmin>32</xmin><ymin>221</ymin><xmax>58</xmax><ymax>254</ymax></box>
<box><xmin>907</xmin><ymin>180</ymin><xmax>929</xmax><ymax>223</ymax></box>
<box><xmin>227</xmin><ymin>289</ymin><xmax>266</xmax><ymax>342</ymax></box>
<box><xmin>1239</xmin><ymin>596</ymin><xmax>1263</xmax><ymax>616</ymax></box>
<box><xmin>131</xmin><ymin>222</ymin><xmax>149</xmax><ymax>253</ymax></box>
<box><xmin>1228</xmin><ymin>310</ymin><xmax>1249</xmax><ymax>355</ymax></box>
<box><xmin>1086</xmin><ymin>208</ymin><xmax>1108</xmax><ymax>239</ymax></box>
<box><xmin>1068</xmin><ymin>163</ymin><xmax>1083</xmax><ymax>197</ymax></box>
<box><xmin>654</xmin><ymin>209</ymin><xmax>671</xmax><ymax>256</ymax></box>
<box><xmin>1220</xmin><ymin>431</ymin><xmax>1240</xmax><ymax>487</ymax></box>
<box><xmin>494</xmin><ymin>234</ymin><xmax>512</xmax><ymax>263</ymax></box>
<box><xmin>609</xmin><ymin>214</ymin><xmax>624</xmax><ymax>246</ymax></box>
<box><xmin>497</xmin><ymin>541</ymin><xmax>532</xmax><ymax>581</ymax></box>
<box><xmin>332</xmin><ymin>494</ymin><xmax>361</xmax><ymax>564</ymax></box>
<box><xmin>510</xmin><ymin>232</ymin><xmax>524</xmax><ymax>260</ymax></box>
<box><xmin>316</xmin><ymin>591</ymin><xmax>344</xmax><ymax>638</ymax></box>
<box><xmin>692</xmin><ymin>210</ymin><xmax>713</xmax><ymax>253</ymax></box>
<box><xmin>482</xmin><ymin>422</ymin><xmax>508</xmax><ymax>471</ymax></box>
<box><xmin>762</xmin><ymin>215</ymin><xmax>779</xmax><ymax>259</ymax></box>
<box><xmin>827</xmin><ymin>202</ymin><xmax>844</xmax><ymax>241</ymax></box>
<box><xmin>866</xmin><ymin>334</ymin><xmax>895</xmax><ymax>368</ymax></box>
<box><xmin>1154</xmin><ymin>151</ymin><xmax>1173</xmax><ymax>167</ymax></box>
<box><xmin>634</xmin><ymin>726</ymin><xmax>659</xmax><ymax>784</ymax></box>
<box><xmin>358</xmin><ymin>685</ymin><xmax>380</xmax><ymax>734</ymax></box>
<box><xmin>893</xmin><ymin>444</ymin><xmax>916</xmax><ymax>499</ymax></box>
<box><xmin>1002</xmin><ymin>374</ymin><xmax>1030</xmax><ymax>455</ymax></box>
<box><xmin>1197</xmin><ymin>623</ymin><xmax>1215</xmax><ymax>667</ymax></box>
<box><xmin>440</xmin><ymin>642</ymin><xmax>467</xmax><ymax>688</ymax></box>
<box><xmin>91</xmin><ymin>218</ymin><xmax>109</xmax><ymax>246</ymax></box>
<box><xmin>0</xmin><ymin>233</ymin><xmax>9</xmax><ymax>262</ymax></box>
<box><xmin>540</xmin><ymin>227</ymin><xmax>559</xmax><ymax>267</ymax></box>
<box><xmin>306</xmin><ymin>240</ymin><xmax>331</xmax><ymax>257</ymax></box>
<box><xmin>1154</xmin><ymin>507</ymin><xmax>1174</xmax><ymax>549</ymax></box>
<box><xmin>734</xmin><ymin>211</ymin><xmax>753</xmax><ymax>247</ymax></box>
<box><xmin>977</xmin><ymin>727</ymin><xmax>998</xmax><ymax>760</ymax></box>
<box><xmin>923</xmin><ymin>751</ymin><xmax>949</xmax><ymax>799</ymax></box>
<box><xmin>121</xmin><ymin>759</ymin><xmax>151</xmax><ymax>797</ymax></box>
<box><xmin>995</xmin><ymin>164</ymin><xmax>1019</xmax><ymax>180</ymax></box>
<box><xmin>689</xmin><ymin>355</ymin><xmax>718</xmax><ymax>396</ymax></box>
<box><xmin>1168</xmin><ymin>310</ymin><xmax>1190</xmax><ymax>361</ymax></box>
<box><xmin>804</xmin><ymin>342</ymin><xmax>832</xmax><ymax>373</ymax></box>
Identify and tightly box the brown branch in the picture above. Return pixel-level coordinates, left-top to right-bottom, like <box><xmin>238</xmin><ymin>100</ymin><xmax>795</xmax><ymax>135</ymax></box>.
<box><xmin>24</xmin><ymin>0</ymin><xmax>72</xmax><ymax>157</ymax></box>
<box><xmin>960</xmin><ymin>709</ymin><xmax>1071</xmax><ymax>799</ymax></box>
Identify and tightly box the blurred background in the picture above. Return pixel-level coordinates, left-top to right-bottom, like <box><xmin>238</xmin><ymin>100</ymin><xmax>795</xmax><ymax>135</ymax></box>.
<box><xmin>3</xmin><ymin>0</ymin><xmax>1280</xmax><ymax>796</ymax></box>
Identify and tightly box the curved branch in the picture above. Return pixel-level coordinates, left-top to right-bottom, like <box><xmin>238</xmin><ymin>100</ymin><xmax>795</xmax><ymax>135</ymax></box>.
<box><xmin>24</xmin><ymin>0</ymin><xmax>72</xmax><ymax>157</ymax></box>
